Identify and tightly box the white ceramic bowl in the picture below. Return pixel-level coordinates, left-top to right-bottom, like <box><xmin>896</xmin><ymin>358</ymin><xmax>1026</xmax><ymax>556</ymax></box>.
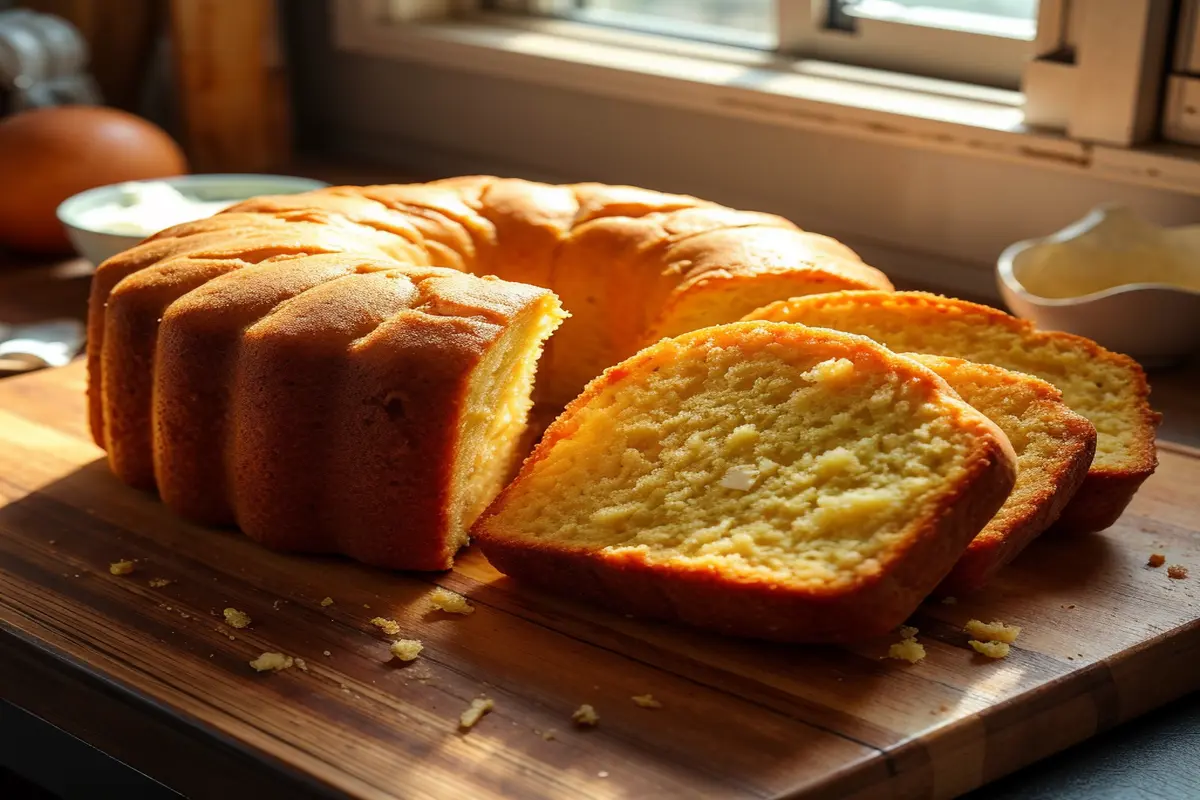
<box><xmin>998</xmin><ymin>204</ymin><xmax>1200</xmax><ymax>367</ymax></box>
<box><xmin>56</xmin><ymin>173</ymin><xmax>329</xmax><ymax>266</ymax></box>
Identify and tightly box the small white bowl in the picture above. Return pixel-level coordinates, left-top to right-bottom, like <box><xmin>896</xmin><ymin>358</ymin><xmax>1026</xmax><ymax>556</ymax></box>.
<box><xmin>56</xmin><ymin>173</ymin><xmax>329</xmax><ymax>266</ymax></box>
<box><xmin>998</xmin><ymin>204</ymin><xmax>1200</xmax><ymax>367</ymax></box>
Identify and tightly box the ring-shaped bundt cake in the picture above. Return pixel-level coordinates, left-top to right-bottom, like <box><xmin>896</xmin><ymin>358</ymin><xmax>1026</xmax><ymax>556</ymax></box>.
<box><xmin>87</xmin><ymin>176</ymin><xmax>893</xmax><ymax>569</ymax></box>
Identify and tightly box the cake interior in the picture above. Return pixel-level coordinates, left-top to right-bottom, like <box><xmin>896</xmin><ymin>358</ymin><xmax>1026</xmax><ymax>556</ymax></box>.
<box><xmin>907</xmin><ymin>354</ymin><xmax>1092</xmax><ymax>546</ymax></box>
<box><xmin>450</xmin><ymin>295</ymin><xmax>567</xmax><ymax>546</ymax></box>
<box><xmin>753</xmin><ymin>298</ymin><xmax>1140</xmax><ymax>472</ymax></box>
<box><xmin>485</xmin><ymin>325</ymin><xmax>986</xmax><ymax>586</ymax></box>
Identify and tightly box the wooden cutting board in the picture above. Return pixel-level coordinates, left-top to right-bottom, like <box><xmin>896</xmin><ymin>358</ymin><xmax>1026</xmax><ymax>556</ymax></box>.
<box><xmin>1</xmin><ymin>360</ymin><xmax>1197</xmax><ymax>800</ymax></box>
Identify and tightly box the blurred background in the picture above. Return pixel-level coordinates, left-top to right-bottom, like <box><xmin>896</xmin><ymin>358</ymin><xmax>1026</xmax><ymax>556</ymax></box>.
<box><xmin>2</xmin><ymin>1</ymin><xmax>1198</xmax><ymax>281</ymax></box>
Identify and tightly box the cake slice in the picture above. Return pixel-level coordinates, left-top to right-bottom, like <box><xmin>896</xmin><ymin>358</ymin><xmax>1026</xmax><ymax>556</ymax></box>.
<box><xmin>904</xmin><ymin>355</ymin><xmax>1097</xmax><ymax>594</ymax></box>
<box><xmin>745</xmin><ymin>292</ymin><xmax>1159</xmax><ymax>533</ymax></box>
<box><xmin>473</xmin><ymin>321</ymin><xmax>1016</xmax><ymax>643</ymax></box>
<box><xmin>157</xmin><ymin>262</ymin><xmax>566</xmax><ymax>570</ymax></box>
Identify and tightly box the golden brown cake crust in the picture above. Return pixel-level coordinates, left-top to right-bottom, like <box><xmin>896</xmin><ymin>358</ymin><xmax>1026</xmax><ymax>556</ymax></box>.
<box><xmin>88</xmin><ymin>178</ymin><xmax>890</xmax><ymax>569</ymax></box>
<box><xmin>474</xmin><ymin>323</ymin><xmax>1017</xmax><ymax>643</ymax></box>
<box><xmin>745</xmin><ymin>291</ymin><xmax>1159</xmax><ymax>534</ymax></box>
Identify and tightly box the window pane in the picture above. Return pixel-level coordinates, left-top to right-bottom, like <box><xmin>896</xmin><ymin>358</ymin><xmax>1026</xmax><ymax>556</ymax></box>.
<box><xmin>838</xmin><ymin>0</ymin><xmax>1038</xmax><ymax>40</ymax></box>
<box><xmin>570</xmin><ymin>0</ymin><xmax>776</xmax><ymax>49</ymax></box>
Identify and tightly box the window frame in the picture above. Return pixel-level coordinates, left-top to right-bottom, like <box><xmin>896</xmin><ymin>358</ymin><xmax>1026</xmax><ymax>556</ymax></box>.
<box><xmin>1021</xmin><ymin>0</ymin><xmax>1175</xmax><ymax>146</ymax></box>
<box><xmin>338</xmin><ymin>0</ymin><xmax>1200</xmax><ymax>196</ymax></box>
<box><xmin>373</xmin><ymin>0</ymin><xmax>1182</xmax><ymax>149</ymax></box>
<box><xmin>524</xmin><ymin>3</ymin><xmax>776</xmax><ymax>52</ymax></box>
<box><xmin>778</xmin><ymin>0</ymin><xmax>1034</xmax><ymax>89</ymax></box>
<box><xmin>493</xmin><ymin>0</ymin><xmax>1035</xmax><ymax>88</ymax></box>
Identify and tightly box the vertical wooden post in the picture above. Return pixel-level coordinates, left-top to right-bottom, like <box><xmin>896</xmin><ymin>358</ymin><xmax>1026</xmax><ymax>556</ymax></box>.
<box><xmin>1071</xmin><ymin>0</ymin><xmax>1173</xmax><ymax>145</ymax></box>
<box><xmin>1024</xmin><ymin>0</ymin><xmax>1174</xmax><ymax>146</ymax></box>
<box><xmin>169</xmin><ymin>0</ymin><xmax>291</xmax><ymax>172</ymax></box>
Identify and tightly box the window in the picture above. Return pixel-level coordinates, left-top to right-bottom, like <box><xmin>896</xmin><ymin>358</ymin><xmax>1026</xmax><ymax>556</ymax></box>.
<box><xmin>832</xmin><ymin>1</ymin><xmax>1038</xmax><ymax>39</ymax></box>
<box><xmin>511</xmin><ymin>0</ymin><xmax>1039</xmax><ymax>88</ymax></box>
<box><xmin>552</xmin><ymin>1</ymin><xmax>777</xmax><ymax>49</ymax></box>
<box><xmin>350</xmin><ymin>0</ymin><xmax>1193</xmax><ymax>166</ymax></box>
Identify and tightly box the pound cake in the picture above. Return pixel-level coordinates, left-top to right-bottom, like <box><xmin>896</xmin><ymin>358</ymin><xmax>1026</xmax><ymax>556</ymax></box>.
<box><xmin>88</xmin><ymin>178</ymin><xmax>892</xmax><ymax>569</ymax></box>
<box><xmin>906</xmin><ymin>355</ymin><xmax>1097</xmax><ymax>594</ymax></box>
<box><xmin>746</xmin><ymin>292</ymin><xmax>1159</xmax><ymax>533</ymax></box>
<box><xmin>166</xmin><ymin>260</ymin><xmax>562</xmax><ymax>569</ymax></box>
<box><xmin>473</xmin><ymin>322</ymin><xmax>1017</xmax><ymax>643</ymax></box>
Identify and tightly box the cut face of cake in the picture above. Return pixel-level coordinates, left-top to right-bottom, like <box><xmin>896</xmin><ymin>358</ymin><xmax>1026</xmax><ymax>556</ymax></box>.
<box><xmin>746</xmin><ymin>291</ymin><xmax>1159</xmax><ymax>533</ymax></box>
<box><xmin>473</xmin><ymin>321</ymin><xmax>1017</xmax><ymax>642</ymax></box>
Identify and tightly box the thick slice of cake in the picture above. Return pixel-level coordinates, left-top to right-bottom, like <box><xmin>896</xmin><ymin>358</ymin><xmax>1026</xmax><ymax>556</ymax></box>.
<box><xmin>745</xmin><ymin>291</ymin><xmax>1159</xmax><ymax>532</ymax></box>
<box><xmin>158</xmin><ymin>262</ymin><xmax>565</xmax><ymax>570</ymax></box>
<box><xmin>905</xmin><ymin>355</ymin><xmax>1097</xmax><ymax>594</ymax></box>
<box><xmin>473</xmin><ymin>321</ymin><xmax>1016</xmax><ymax>643</ymax></box>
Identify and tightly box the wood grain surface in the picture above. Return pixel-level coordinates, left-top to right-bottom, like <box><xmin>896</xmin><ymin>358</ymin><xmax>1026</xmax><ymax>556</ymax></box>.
<box><xmin>0</xmin><ymin>361</ymin><xmax>1197</xmax><ymax>800</ymax></box>
<box><xmin>169</xmin><ymin>0</ymin><xmax>291</xmax><ymax>172</ymax></box>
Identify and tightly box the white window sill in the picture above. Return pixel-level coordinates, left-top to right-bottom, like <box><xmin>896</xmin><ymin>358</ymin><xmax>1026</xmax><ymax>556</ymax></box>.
<box><xmin>334</xmin><ymin>13</ymin><xmax>1200</xmax><ymax>196</ymax></box>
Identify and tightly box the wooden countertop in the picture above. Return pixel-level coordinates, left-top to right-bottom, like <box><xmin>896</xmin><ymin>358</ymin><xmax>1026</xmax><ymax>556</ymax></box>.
<box><xmin>1</xmin><ymin>358</ymin><xmax>1198</xmax><ymax>799</ymax></box>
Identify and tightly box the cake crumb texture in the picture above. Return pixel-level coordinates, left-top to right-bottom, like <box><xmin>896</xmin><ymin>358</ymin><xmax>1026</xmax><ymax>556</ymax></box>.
<box><xmin>249</xmin><ymin>652</ymin><xmax>294</xmax><ymax>672</ymax></box>
<box><xmin>969</xmin><ymin>640</ymin><xmax>1011</xmax><ymax>659</ymax></box>
<box><xmin>572</xmin><ymin>704</ymin><xmax>600</xmax><ymax>726</ymax></box>
<box><xmin>1148</xmin><ymin>553</ymin><xmax>1166</xmax><ymax>568</ymax></box>
<box><xmin>223</xmin><ymin>608</ymin><xmax>251</xmax><ymax>629</ymax></box>
<box><xmin>631</xmin><ymin>694</ymin><xmax>662</xmax><ymax>709</ymax></box>
<box><xmin>109</xmin><ymin>560</ymin><xmax>135</xmax><ymax>576</ymax></box>
<box><xmin>370</xmin><ymin>617</ymin><xmax>402</xmax><ymax>635</ymax></box>
<box><xmin>1168</xmin><ymin>565</ymin><xmax>1189</xmax><ymax>580</ymax></box>
<box><xmin>459</xmin><ymin>697</ymin><xmax>494</xmax><ymax>730</ymax></box>
<box><xmin>320</xmin><ymin>597</ymin><xmax>334</xmax><ymax>607</ymax></box>
<box><xmin>389</xmin><ymin>639</ymin><xmax>424</xmax><ymax>661</ymax></box>
<box><xmin>719</xmin><ymin>465</ymin><xmax>759</xmax><ymax>491</ymax></box>
<box><xmin>148</xmin><ymin>577</ymin><xmax>171</xmax><ymax>588</ymax></box>
<box><xmin>430</xmin><ymin>587</ymin><xmax>474</xmax><ymax>615</ymax></box>
<box><xmin>888</xmin><ymin>639</ymin><xmax>926</xmax><ymax>664</ymax></box>
<box><xmin>965</xmin><ymin>619</ymin><xmax>1021</xmax><ymax>643</ymax></box>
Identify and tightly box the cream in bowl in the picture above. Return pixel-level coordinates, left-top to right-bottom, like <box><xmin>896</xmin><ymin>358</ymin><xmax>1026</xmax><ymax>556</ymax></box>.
<box><xmin>57</xmin><ymin>173</ymin><xmax>329</xmax><ymax>265</ymax></box>
<box><xmin>72</xmin><ymin>181</ymin><xmax>237</xmax><ymax>237</ymax></box>
<box><xmin>998</xmin><ymin>204</ymin><xmax>1200</xmax><ymax>367</ymax></box>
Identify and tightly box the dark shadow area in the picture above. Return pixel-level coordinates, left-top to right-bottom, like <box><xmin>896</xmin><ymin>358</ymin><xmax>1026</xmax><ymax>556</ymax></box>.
<box><xmin>989</xmin><ymin>528</ymin><xmax>1119</xmax><ymax>598</ymax></box>
<box><xmin>0</xmin><ymin>701</ymin><xmax>177</xmax><ymax>800</ymax></box>
<box><xmin>963</xmin><ymin>689</ymin><xmax>1200</xmax><ymax>800</ymax></box>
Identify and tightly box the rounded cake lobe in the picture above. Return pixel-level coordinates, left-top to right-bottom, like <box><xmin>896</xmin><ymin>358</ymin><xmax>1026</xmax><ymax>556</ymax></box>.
<box><xmin>88</xmin><ymin>179</ymin><xmax>891</xmax><ymax>569</ymax></box>
<box><xmin>102</xmin><ymin>257</ymin><xmax>246</xmax><ymax>488</ymax></box>
<box><xmin>154</xmin><ymin>255</ymin><xmax>383</xmax><ymax>523</ymax></box>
